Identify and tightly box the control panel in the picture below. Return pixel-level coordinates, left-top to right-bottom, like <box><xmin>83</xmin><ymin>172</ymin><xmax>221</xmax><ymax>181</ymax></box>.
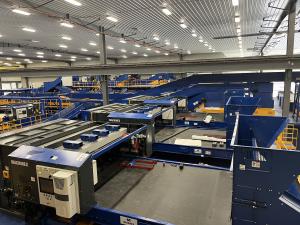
<box><xmin>36</xmin><ymin>165</ymin><xmax>80</xmax><ymax>218</ymax></box>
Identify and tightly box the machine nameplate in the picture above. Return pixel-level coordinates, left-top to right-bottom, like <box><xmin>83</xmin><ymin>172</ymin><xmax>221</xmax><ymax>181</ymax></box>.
<box><xmin>120</xmin><ymin>216</ymin><xmax>138</xmax><ymax>225</ymax></box>
<box><xmin>11</xmin><ymin>160</ymin><xmax>28</xmax><ymax>167</ymax></box>
<box><xmin>251</xmin><ymin>161</ymin><xmax>261</xmax><ymax>168</ymax></box>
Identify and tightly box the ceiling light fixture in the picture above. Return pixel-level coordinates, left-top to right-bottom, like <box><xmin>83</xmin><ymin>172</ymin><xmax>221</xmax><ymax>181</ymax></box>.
<box><xmin>164</xmin><ymin>53</ymin><xmax>169</xmax><ymax>56</ymax></box>
<box><xmin>187</xmin><ymin>50</ymin><xmax>192</xmax><ymax>54</ymax></box>
<box><xmin>199</xmin><ymin>39</ymin><xmax>204</xmax><ymax>43</ymax></box>
<box><xmin>120</xmin><ymin>49</ymin><xmax>127</xmax><ymax>53</ymax></box>
<box><xmin>70</xmin><ymin>58</ymin><xmax>76</xmax><ymax>61</ymax></box>
<box><xmin>132</xmin><ymin>51</ymin><xmax>138</xmax><ymax>55</ymax></box>
<box><xmin>96</xmin><ymin>51</ymin><xmax>100</xmax><ymax>54</ymax></box>
<box><xmin>174</xmin><ymin>44</ymin><xmax>178</xmax><ymax>49</ymax></box>
<box><xmin>86</xmin><ymin>57</ymin><xmax>91</xmax><ymax>61</ymax></box>
<box><xmin>165</xmin><ymin>40</ymin><xmax>170</xmax><ymax>46</ymax></box>
<box><xmin>155</xmin><ymin>50</ymin><xmax>161</xmax><ymax>53</ymax></box>
<box><xmin>204</xmin><ymin>43</ymin><xmax>208</xmax><ymax>47</ymax></box>
<box><xmin>192</xmin><ymin>33</ymin><xmax>197</xmax><ymax>37</ymax></box>
<box><xmin>232</xmin><ymin>0</ymin><xmax>239</xmax><ymax>6</ymax></box>
<box><xmin>62</xmin><ymin>36</ymin><xmax>72</xmax><ymax>40</ymax></box>
<box><xmin>37</xmin><ymin>55</ymin><xmax>44</xmax><ymax>58</ymax></box>
<box><xmin>0</xmin><ymin>34</ymin><xmax>2</xmax><ymax>38</ymax></box>
<box><xmin>107</xmin><ymin>46</ymin><xmax>114</xmax><ymax>50</ymax></box>
<box><xmin>134</xmin><ymin>44</ymin><xmax>141</xmax><ymax>48</ymax></box>
<box><xmin>59</xmin><ymin>44</ymin><xmax>68</xmax><ymax>48</ymax></box>
<box><xmin>235</xmin><ymin>16</ymin><xmax>240</xmax><ymax>23</ymax></box>
<box><xmin>180</xmin><ymin>22</ymin><xmax>188</xmax><ymax>29</ymax></box>
<box><xmin>36</xmin><ymin>52</ymin><xmax>44</xmax><ymax>55</ymax></box>
<box><xmin>12</xmin><ymin>9</ymin><xmax>31</xmax><ymax>16</ymax></box>
<box><xmin>106</xmin><ymin>15</ymin><xmax>118</xmax><ymax>23</ymax></box>
<box><xmin>13</xmin><ymin>49</ymin><xmax>22</xmax><ymax>52</ymax></box>
<box><xmin>64</xmin><ymin>0</ymin><xmax>82</xmax><ymax>6</ymax></box>
<box><xmin>6</xmin><ymin>57</ymin><xmax>13</xmax><ymax>60</ymax></box>
<box><xmin>22</xmin><ymin>27</ymin><xmax>36</xmax><ymax>32</ymax></box>
<box><xmin>42</xmin><ymin>60</ymin><xmax>48</xmax><ymax>63</ymax></box>
<box><xmin>161</xmin><ymin>6</ymin><xmax>172</xmax><ymax>16</ymax></box>
<box><xmin>18</xmin><ymin>53</ymin><xmax>25</xmax><ymax>56</ymax></box>
<box><xmin>60</xmin><ymin>22</ymin><xmax>74</xmax><ymax>28</ymax></box>
<box><xmin>120</xmin><ymin>38</ymin><xmax>126</xmax><ymax>43</ymax></box>
<box><xmin>81</xmin><ymin>48</ymin><xmax>88</xmax><ymax>52</ymax></box>
<box><xmin>55</xmin><ymin>54</ymin><xmax>62</xmax><ymax>57</ymax></box>
<box><xmin>143</xmin><ymin>53</ymin><xmax>148</xmax><ymax>57</ymax></box>
<box><xmin>122</xmin><ymin>55</ymin><xmax>128</xmax><ymax>59</ymax></box>
<box><xmin>146</xmin><ymin>47</ymin><xmax>152</xmax><ymax>51</ymax></box>
<box><xmin>89</xmin><ymin>42</ymin><xmax>97</xmax><ymax>46</ymax></box>
<box><xmin>0</xmin><ymin>52</ymin><xmax>3</xmax><ymax>54</ymax></box>
<box><xmin>153</xmin><ymin>35</ymin><xmax>160</xmax><ymax>41</ymax></box>
<box><xmin>4</xmin><ymin>63</ymin><xmax>12</xmax><ymax>66</ymax></box>
<box><xmin>16</xmin><ymin>62</ymin><xmax>21</xmax><ymax>64</ymax></box>
<box><xmin>71</xmin><ymin>56</ymin><xmax>77</xmax><ymax>58</ymax></box>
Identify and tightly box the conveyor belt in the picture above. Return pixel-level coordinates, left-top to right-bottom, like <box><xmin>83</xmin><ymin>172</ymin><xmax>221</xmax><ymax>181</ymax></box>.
<box><xmin>95</xmin><ymin>163</ymin><xmax>232</xmax><ymax>225</ymax></box>
<box><xmin>177</xmin><ymin>112</ymin><xmax>224</xmax><ymax>122</ymax></box>
<box><xmin>155</xmin><ymin>127</ymin><xmax>226</xmax><ymax>144</ymax></box>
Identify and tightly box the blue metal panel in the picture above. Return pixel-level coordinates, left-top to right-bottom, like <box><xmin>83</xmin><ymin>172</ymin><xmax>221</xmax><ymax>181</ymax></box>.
<box><xmin>231</xmin><ymin>115</ymin><xmax>300</xmax><ymax>225</ymax></box>
<box><xmin>80</xmin><ymin>134</ymin><xmax>98</xmax><ymax>142</ymax></box>
<box><xmin>9</xmin><ymin>145</ymin><xmax>89</xmax><ymax>168</ymax></box>
<box><xmin>108</xmin><ymin>112</ymin><xmax>153</xmax><ymax>121</ymax></box>
<box><xmin>153</xmin><ymin>143</ymin><xmax>233</xmax><ymax>160</ymax></box>
<box><xmin>144</xmin><ymin>99</ymin><xmax>177</xmax><ymax>106</ymax></box>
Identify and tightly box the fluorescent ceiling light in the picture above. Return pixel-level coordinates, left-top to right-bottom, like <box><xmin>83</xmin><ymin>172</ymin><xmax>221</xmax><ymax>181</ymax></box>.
<box><xmin>232</xmin><ymin>0</ymin><xmax>239</xmax><ymax>6</ymax></box>
<box><xmin>64</xmin><ymin>0</ymin><xmax>82</xmax><ymax>6</ymax></box>
<box><xmin>59</xmin><ymin>44</ymin><xmax>68</xmax><ymax>48</ymax></box>
<box><xmin>71</xmin><ymin>56</ymin><xmax>77</xmax><ymax>58</ymax></box>
<box><xmin>12</xmin><ymin>9</ymin><xmax>31</xmax><ymax>16</ymax></box>
<box><xmin>0</xmin><ymin>34</ymin><xmax>2</xmax><ymax>38</ymax></box>
<box><xmin>146</xmin><ymin>47</ymin><xmax>151</xmax><ymax>51</ymax></box>
<box><xmin>238</xmin><ymin>36</ymin><xmax>242</xmax><ymax>40</ymax></box>
<box><xmin>162</xmin><ymin>7</ymin><xmax>172</xmax><ymax>16</ymax></box>
<box><xmin>208</xmin><ymin>46</ymin><xmax>212</xmax><ymax>50</ymax></box>
<box><xmin>0</xmin><ymin>52</ymin><xmax>3</xmax><ymax>54</ymax></box>
<box><xmin>31</xmin><ymin>40</ymin><xmax>39</xmax><ymax>43</ymax></box>
<box><xmin>37</xmin><ymin>55</ymin><xmax>44</xmax><ymax>58</ymax></box>
<box><xmin>164</xmin><ymin>53</ymin><xmax>169</xmax><ymax>56</ymax></box>
<box><xmin>199</xmin><ymin>39</ymin><xmax>204</xmax><ymax>43</ymax></box>
<box><xmin>174</xmin><ymin>44</ymin><xmax>178</xmax><ymax>49</ymax></box>
<box><xmin>18</xmin><ymin>53</ymin><xmax>25</xmax><ymax>56</ymax></box>
<box><xmin>6</xmin><ymin>57</ymin><xmax>13</xmax><ymax>60</ymax></box>
<box><xmin>235</xmin><ymin>17</ymin><xmax>240</xmax><ymax>23</ymax></box>
<box><xmin>70</xmin><ymin>58</ymin><xmax>76</xmax><ymax>61</ymax></box>
<box><xmin>96</xmin><ymin>51</ymin><xmax>100</xmax><ymax>54</ymax></box>
<box><xmin>134</xmin><ymin>44</ymin><xmax>141</xmax><ymax>48</ymax></box>
<box><xmin>237</xmin><ymin>28</ymin><xmax>241</xmax><ymax>33</ymax></box>
<box><xmin>120</xmin><ymin>38</ymin><xmax>126</xmax><ymax>43</ymax></box>
<box><xmin>4</xmin><ymin>63</ymin><xmax>12</xmax><ymax>66</ymax></box>
<box><xmin>187</xmin><ymin>50</ymin><xmax>191</xmax><ymax>54</ymax></box>
<box><xmin>96</xmin><ymin>33</ymin><xmax>100</xmax><ymax>36</ymax></box>
<box><xmin>106</xmin><ymin>15</ymin><xmax>118</xmax><ymax>22</ymax></box>
<box><xmin>81</xmin><ymin>48</ymin><xmax>88</xmax><ymax>52</ymax></box>
<box><xmin>24</xmin><ymin>59</ymin><xmax>30</xmax><ymax>61</ymax></box>
<box><xmin>86</xmin><ymin>57</ymin><xmax>91</xmax><ymax>61</ymax></box>
<box><xmin>36</xmin><ymin>52</ymin><xmax>44</xmax><ymax>55</ymax></box>
<box><xmin>13</xmin><ymin>49</ymin><xmax>22</xmax><ymax>52</ymax></box>
<box><xmin>165</xmin><ymin>40</ymin><xmax>170</xmax><ymax>46</ymax></box>
<box><xmin>27</xmin><ymin>61</ymin><xmax>33</xmax><ymax>64</ymax></box>
<box><xmin>62</xmin><ymin>36</ymin><xmax>72</xmax><ymax>40</ymax></box>
<box><xmin>22</xmin><ymin>27</ymin><xmax>36</xmax><ymax>32</ymax></box>
<box><xmin>120</xmin><ymin>49</ymin><xmax>127</xmax><ymax>53</ymax></box>
<box><xmin>16</xmin><ymin>61</ymin><xmax>21</xmax><ymax>64</ymax></box>
<box><xmin>153</xmin><ymin>35</ymin><xmax>160</xmax><ymax>41</ymax></box>
<box><xmin>89</xmin><ymin>42</ymin><xmax>97</xmax><ymax>46</ymax></box>
<box><xmin>192</xmin><ymin>33</ymin><xmax>197</xmax><ymax>37</ymax></box>
<box><xmin>204</xmin><ymin>43</ymin><xmax>208</xmax><ymax>46</ymax></box>
<box><xmin>132</xmin><ymin>51</ymin><xmax>138</xmax><ymax>55</ymax></box>
<box><xmin>60</xmin><ymin>22</ymin><xmax>74</xmax><ymax>28</ymax></box>
<box><xmin>212</xmin><ymin>50</ymin><xmax>216</xmax><ymax>52</ymax></box>
<box><xmin>155</xmin><ymin>50</ymin><xmax>161</xmax><ymax>53</ymax></box>
<box><xmin>107</xmin><ymin>46</ymin><xmax>114</xmax><ymax>50</ymax></box>
<box><xmin>55</xmin><ymin>54</ymin><xmax>62</xmax><ymax>57</ymax></box>
<box><xmin>143</xmin><ymin>53</ymin><xmax>148</xmax><ymax>57</ymax></box>
<box><xmin>180</xmin><ymin>22</ymin><xmax>187</xmax><ymax>29</ymax></box>
<box><xmin>122</xmin><ymin>55</ymin><xmax>128</xmax><ymax>59</ymax></box>
<box><xmin>41</xmin><ymin>60</ymin><xmax>48</xmax><ymax>63</ymax></box>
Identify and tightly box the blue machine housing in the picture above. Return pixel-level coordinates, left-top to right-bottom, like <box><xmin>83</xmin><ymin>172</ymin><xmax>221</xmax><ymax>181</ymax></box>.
<box><xmin>231</xmin><ymin>115</ymin><xmax>300</xmax><ymax>225</ymax></box>
<box><xmin>93</xmin><ymin>129</ymin><xmax>109</xmax><ymax>137</ymax></box>
<box><xmin>80</xmin><ymin>133</ymin><xmax>98</xmax><ymax>142</ymax></box>
<box><xmin>63</xmin><ymin>140</ymin><xmax>83</xmax><ymax>149</ymax></box>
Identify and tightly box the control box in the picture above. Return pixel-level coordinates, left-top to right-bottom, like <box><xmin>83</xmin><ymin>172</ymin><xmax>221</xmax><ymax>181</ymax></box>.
<box><xmin>36</xmin><ymin>165</ymin><xmax>80</xmax><ymax>218</ymax></box>
<box><xmin>9</xmin><ymin>145</ymin><xmax>95</xmax><ymax>218</ymax></box>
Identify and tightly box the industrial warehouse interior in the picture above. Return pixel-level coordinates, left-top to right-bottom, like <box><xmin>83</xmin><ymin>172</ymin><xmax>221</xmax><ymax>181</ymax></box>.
<box><xmin>1</xmin><ymin>0</ymin><xmax>300</xmax><ymax>225</ymax></box>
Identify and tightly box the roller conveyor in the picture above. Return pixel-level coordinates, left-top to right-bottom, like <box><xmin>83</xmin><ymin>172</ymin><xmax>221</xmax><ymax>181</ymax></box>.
<box><xmin>95</xmin><ymin>162</ymin><xmax>232</xmax><ymax>225</ymax></box>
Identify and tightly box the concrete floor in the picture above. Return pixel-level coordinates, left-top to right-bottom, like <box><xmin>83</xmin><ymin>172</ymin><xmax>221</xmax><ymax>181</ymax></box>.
<box><xmin>96</xmin><ymin>163</ymin><xmax>232</xmax><ymax>225</ymax></box>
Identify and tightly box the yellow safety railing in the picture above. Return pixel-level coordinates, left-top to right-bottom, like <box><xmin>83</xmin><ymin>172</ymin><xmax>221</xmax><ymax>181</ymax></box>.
<box><xmin>253</xmin><ymin>108</ymin><xmax>276</xmax><ymax>116</ymax></box>
<box><xmin>275</xmin><ymin>124</ymin><xmax>298</xmax><ymax>150</ymax></box>
<box><xmin>0</xmin><ymin>114</ymin><xmax>49</xmax><ymax>133</ymax></box>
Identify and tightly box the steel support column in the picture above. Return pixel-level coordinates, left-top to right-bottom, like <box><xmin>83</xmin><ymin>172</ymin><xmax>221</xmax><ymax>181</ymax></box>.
<box><xmin>98</xmin><ymin>26</ymin><xmax>109</xmax><ymax>105</ymax></box>
<box><xmin>283</xmin><ymin>0</ymin><xmax>296</xmax><ymax>117</ymax></box>
<box><xmin>21</xmin><ymin>77</ymin><xmax>29</xmax><ymax>88</ymax></box>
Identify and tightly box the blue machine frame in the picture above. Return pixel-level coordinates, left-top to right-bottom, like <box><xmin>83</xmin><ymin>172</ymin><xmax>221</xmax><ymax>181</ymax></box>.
<box><xmin>231</xmin><ymin>115</ymin><xmax>300</xmax><ymax>225</ymax></box>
